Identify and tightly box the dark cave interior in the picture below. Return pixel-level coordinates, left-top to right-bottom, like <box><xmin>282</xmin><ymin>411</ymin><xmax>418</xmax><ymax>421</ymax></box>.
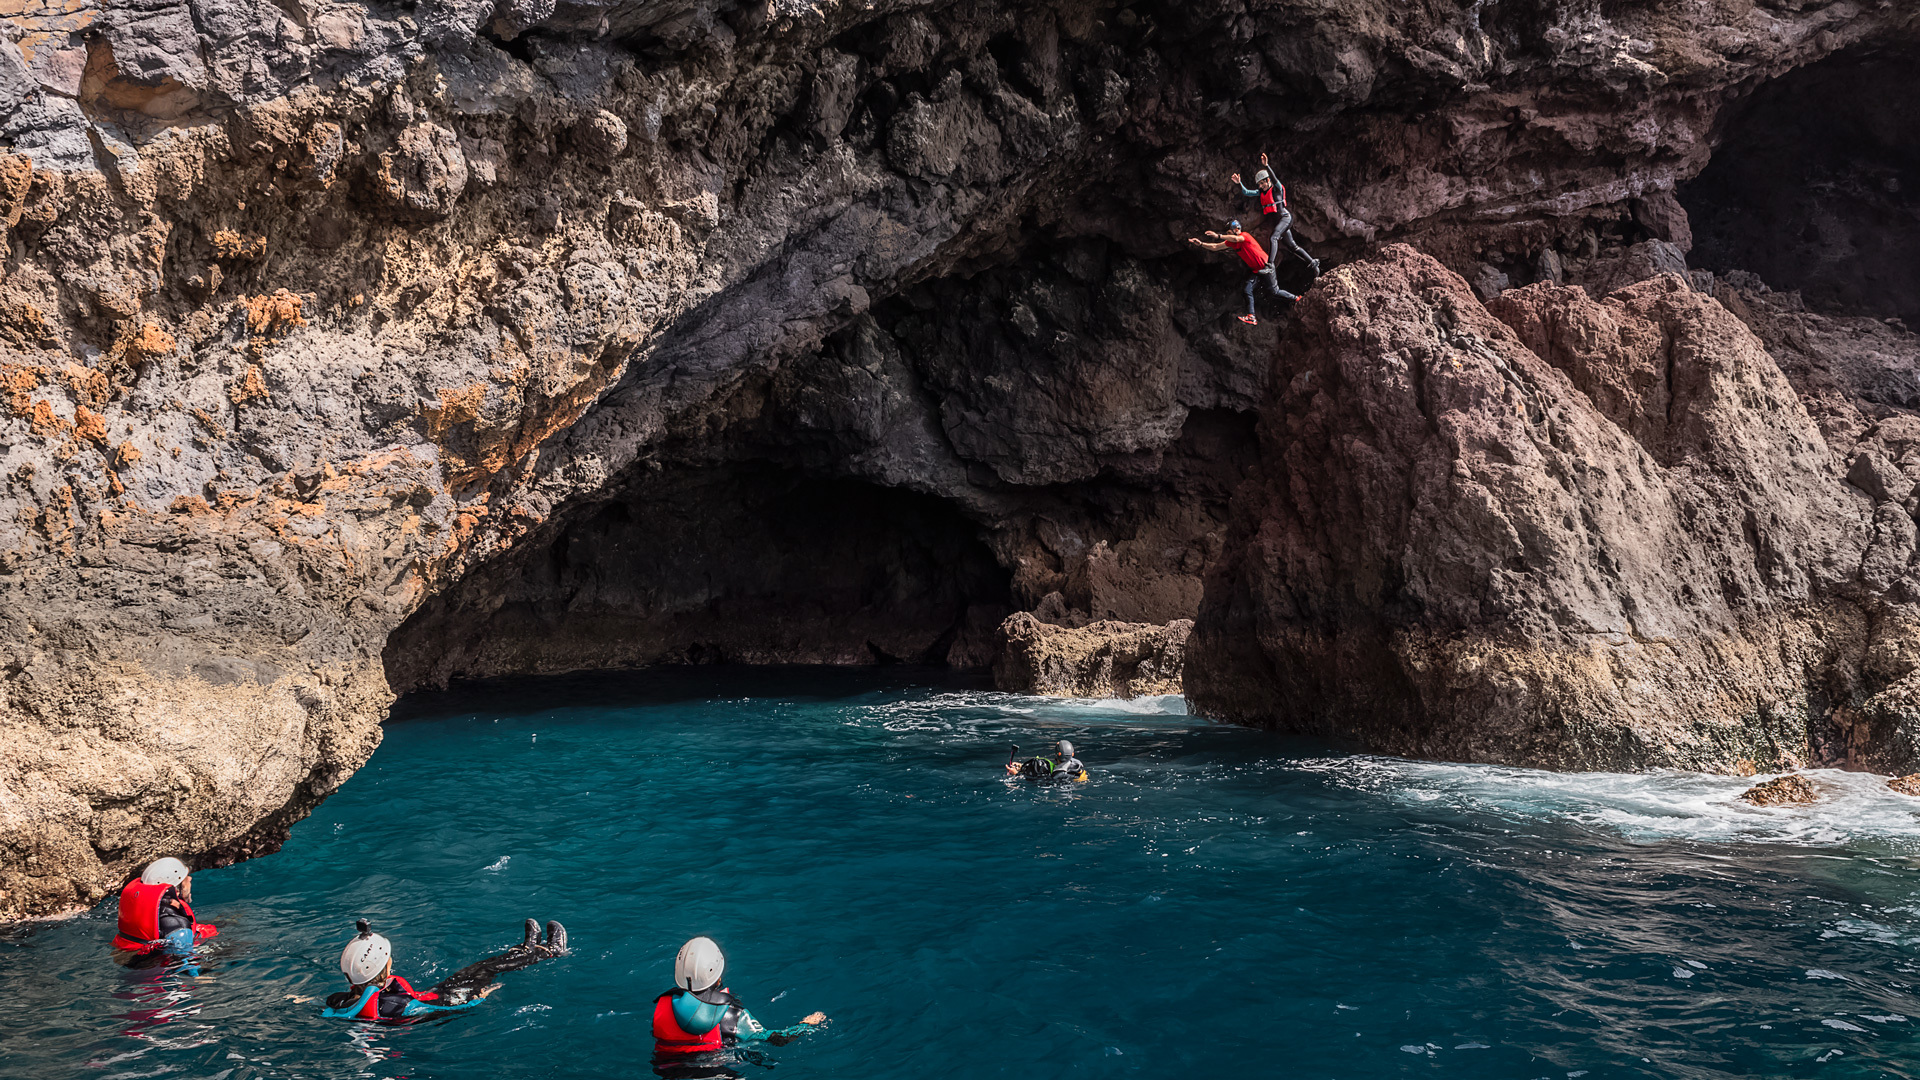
<box><xmin>1682</xmin><ymin>44</ymin><xmax>1920</xmax><ymax>327</ymax></box>
<box><xmin>384</xmin><ymin>462</ymin><xmax>1014</xmax><ymax>688</ymax></box>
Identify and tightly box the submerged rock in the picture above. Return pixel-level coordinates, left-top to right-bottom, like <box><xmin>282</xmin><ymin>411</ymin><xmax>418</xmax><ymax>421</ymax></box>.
<box><xmin>994</xmin><ymin>613</ymin><xmax>1190</xmax><ymax>699</ymax></box>
<box><xmin>1740</xmin><ymin>775</ymin><xmax>1819</xmax><ymax>807</ymax></box>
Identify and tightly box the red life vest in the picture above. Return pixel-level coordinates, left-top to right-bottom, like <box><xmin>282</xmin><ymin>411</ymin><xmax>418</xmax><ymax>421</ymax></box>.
<box><xmin>652</xmin><ymin>991</ymin><xmax>724</xmax><ymax>1054</ymax></box>
<box><xmin>1229</xmin><ymin>233</ymin><xmax>1268</xmax><ymax>271</ymax></box>
<box><xmin>1260</xmin><ymin>182</ymin><xmax>1289</xmax><ymax>215</ymax></box>
<box><xmin>112</xmin><ymin>880</ymin><xmax>193</xmax><ymax>951</ymax></box>
<box><xmin>349</xmin><ymin>976</ymin><xmax>438</xmax><ymax>1020</ymax></box>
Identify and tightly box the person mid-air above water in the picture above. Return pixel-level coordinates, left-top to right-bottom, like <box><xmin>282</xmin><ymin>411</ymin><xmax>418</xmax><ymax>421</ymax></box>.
<box><xmin>111</xmin><ymin>857</ymin><xmax>218</xmax><ymax>957</ymax></box>
<box><xmin>1006</xmin><ymin>740</ymin><xmax>1088</xmax><ymax>782</ymax></box>
<box><xmin>322</xmin><ymin>917</ymin><xmax>568</xmax><ymax>1022</ymax></box>
<box><xmin>651</xmin><ymin>936</ymin><xmax>826</xmax><ymax>1064</ymax></box>
<box><xmin>1232</xmin><ymin>151</ymin><xmax>1320</xmax><ymax>277</ymax></box>
<box><xmin>1190</xmin><ymin>221</ymin><xmax>1299</xmax><ymax>326</ymax></box>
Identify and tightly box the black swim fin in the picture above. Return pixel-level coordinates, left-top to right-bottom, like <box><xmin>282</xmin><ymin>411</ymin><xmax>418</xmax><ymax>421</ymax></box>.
<box><xmin>544</xmin><ymin>920</ymin><xmax>568</xmax><ymax>953</ymax></box>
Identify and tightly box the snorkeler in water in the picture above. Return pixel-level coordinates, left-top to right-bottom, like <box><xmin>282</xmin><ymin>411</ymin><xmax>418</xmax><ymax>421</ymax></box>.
<box><xmin>1006</xmin><ymin>740</ymin><xmax>1088</xmax><ymax>782</ymax></box>
<box><xmin>652</xmin><ymin>936</ymin><xmax>826</xmax><ymax>1063</ymax></box>
<box><xmin>322</xmin><ymin>918</ymin><xmax>568</xmax><ymax>1022</ymax></box>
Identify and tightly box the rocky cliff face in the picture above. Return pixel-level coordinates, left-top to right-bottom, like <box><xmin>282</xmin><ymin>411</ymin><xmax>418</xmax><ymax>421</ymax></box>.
<box><xmin>2</xmin><ymin>0</ymin><xmax>1917</xmax><ymax>916</ymax></box>
<box><xmin>1185</xmin><ymin>244</ymin><xmax>1920</xmax><ymax>771</ymax></box>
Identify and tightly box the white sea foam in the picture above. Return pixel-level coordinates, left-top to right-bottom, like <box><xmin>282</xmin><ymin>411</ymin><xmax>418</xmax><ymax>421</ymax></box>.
<box><xmin>484</xmin><ymin>856</ymin><xmax>510</xmax><ymax>872</ymax></box>
<box><xmin>1309</xmin><ymin>757</ymin><xmax>1920</xmax><ymax>847</ymax></box>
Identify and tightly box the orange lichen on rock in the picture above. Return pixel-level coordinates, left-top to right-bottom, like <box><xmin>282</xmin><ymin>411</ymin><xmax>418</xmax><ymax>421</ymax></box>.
<box><xmin>61</xmin><ymin>363</ymin><xmax>109</xmax><ymax>405</ymax></box>
<box><xmin>229</xmin><ymin>365</ymin><xmax>270</xmax><ymax>405</ymax></box>
<box><xmin>114</xmin><ymin>441</ymin><xmax>142</xmax><ymax>467</ymax></box>
<box><xmin>168</xmin><ymin>495</ymin><xmax>210</xmax><ymax>515</ymax></box>
<box><xmin>2</xmin><ymin>363</ymin><xmax>45</xmax><ymax>412</ymax></box>
<box><xmin>113</xmin><ymin>322</ymin><xmax>176</xmax><ymax>366</ymax></box>
<box><xmin>72</xmin><ymin>404</ymin><xmax>108</xmax><ymax>445</ymax></box>
<box><xmin>211</xmin><ymin>229</ymin><xmax>267</xmax><ymax>261</ymax></box>
<box><xmin>242</xmin><ymin>290</ymin><xmax>307</xmax><ymax>338</ymax></box>
<box><xmin>0</xmin><ymin>299</ymin><xmax>57</xmax><ymax>347</ymax></box>
<box><xmin>189</xmin><ymin>407</ymin><xmax>228</xmax><ymax>439</ymax></box>
<box><xmin>422</xmin><ymin>382</ymin><xmax>489</xmax><ymax>440</ymax></box>
<box><xmin>26</xmin><ymin>398</ymin><xmax>69</xmax><ymax>437</ymax></box>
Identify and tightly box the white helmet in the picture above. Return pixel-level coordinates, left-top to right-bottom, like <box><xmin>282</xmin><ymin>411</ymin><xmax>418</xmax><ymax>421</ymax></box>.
<box><xmin>1253</xmin><ymin>169</ymin><xmax>1272</xmax><ymax>183</ymax></box>
<box><xmin>340</xmin><ymin>920</ymin><xmax>392</xmax><ymax>985</ymax></box>
<box><xmin>141</xmin><ymin>857</ymin><xmax>190</xmax><ymax>886</ymax></box>
<box><xmin>1057</xmin><ymin>740</ymin><xmax>1075</xmax><ymax>758</ymax></box>
<box><xmin>675</xmin><ymin>936</ymin><xmax>725</xmax><ymax>992</ymax></box>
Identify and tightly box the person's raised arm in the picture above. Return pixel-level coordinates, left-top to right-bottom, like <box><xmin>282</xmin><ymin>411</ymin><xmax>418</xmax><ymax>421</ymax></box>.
<box><xmin>1231</xmin><ymin>171</ymin><xmax>1259</xmax><ymax>199</ymax></box>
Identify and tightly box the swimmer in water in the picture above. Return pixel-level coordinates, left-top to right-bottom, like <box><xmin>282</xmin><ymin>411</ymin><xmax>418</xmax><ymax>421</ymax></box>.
<box><xmin>651</xmin><ymin>936</ymin><xmax>826</xmax><ymax>1069</ymax></box>
<box><xmin>111</xmin><ymin>857</ymin><xmax>218</xmax><ymax>957</ymax></box>
<box><xmin>1007</xmin><ymin>740</ymin><xmax>1088</xmax><ymax>782</ymax></box>
<box><xmin>322</xmin><ymin>918</ymin><xmax>568</xmax><ymax>1022</ymax></box>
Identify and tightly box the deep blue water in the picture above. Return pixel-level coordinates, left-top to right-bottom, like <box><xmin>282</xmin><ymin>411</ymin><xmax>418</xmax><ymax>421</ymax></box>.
<box><xmin>9</xmin><ymin>669</ymin><xmax>1920</xmax><ymax>1079</ymax></box>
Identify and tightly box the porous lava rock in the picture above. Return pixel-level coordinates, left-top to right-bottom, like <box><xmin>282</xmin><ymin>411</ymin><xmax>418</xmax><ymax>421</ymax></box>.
<box><xmin>994</xmin><ymin>612</ymin><xmax>1190</xmax><ymax>699</ymax></box>
<box><xmin>1185</xmin><ymin>244</ymin><xmax>1916</xmax><ymax>772</ymax></box>
<box><xmin>1740</xmin><ymin>774</ymin><xmax>1819</xmax><ymax>807</ymax></box>
<box><xmin>1</xmin><ymin>0</ymin><xmax>1918</xmax><ymax>916</ymax></box>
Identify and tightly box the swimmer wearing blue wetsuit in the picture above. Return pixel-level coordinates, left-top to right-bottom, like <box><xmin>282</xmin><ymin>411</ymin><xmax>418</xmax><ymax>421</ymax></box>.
<box><xmin>323</xmin><ymin>918</ymin><xmax>568</xmax><ymax>1022</ymax></box>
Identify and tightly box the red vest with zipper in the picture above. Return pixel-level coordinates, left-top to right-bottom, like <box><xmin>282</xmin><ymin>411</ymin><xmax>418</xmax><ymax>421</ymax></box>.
<box><xmin>112</xmin><ymin>880</ymin><xmax>191</xmax><ymax>951</ymax></box>
<box><xmin>1260</xmin><ymin>183</ymin><xmax>1288</xmax><ymax>215</ymax></box>
<box><xmin>652</xmin><ymin>991</ymin><xmax>724</xmax><ymax>1054</ymax></box>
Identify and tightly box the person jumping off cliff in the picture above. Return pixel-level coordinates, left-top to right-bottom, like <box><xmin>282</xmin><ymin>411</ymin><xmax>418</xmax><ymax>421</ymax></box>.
<box><xmin>1232</xmin><ymin>153</ymin><xmax>1320</xmax><ymax>276</ymax></box>
<box><xmin>1190</xmin><ymin>221</ymin><xmax>1298</xmax><ymax>326</ymax></box>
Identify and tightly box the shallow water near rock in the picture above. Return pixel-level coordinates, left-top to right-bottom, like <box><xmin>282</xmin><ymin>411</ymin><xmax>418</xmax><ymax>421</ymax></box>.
<box><xmin>9</xmin><ymin>669</ymin><xmax>1920</xmax><ymax>1078</ymax></box>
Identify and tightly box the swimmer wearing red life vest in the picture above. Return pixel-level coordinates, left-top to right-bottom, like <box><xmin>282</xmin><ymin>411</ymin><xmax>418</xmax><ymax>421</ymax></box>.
<box><xmin>1231</xmin><ymin>151</ymin><xmax>1320</xmax><ymax>276</ymax></box>
<box><xmin>1189</xmin><ymin>221</ymin><xmax>1300</xmax><ymax>326</ymax></box>
<box><xmin>322</xmin><ymin>917</ymin><xmax>569</xmax><ymax>1022</ymax></box>
<box><xmin>111</xmin><ymin>857</ymin><xmax>218</xmax><ymax>955</ymax></box>
<box><xmin>652</xmin><ymin>936</ymin><xmax>826</xmax><ymax>1064</ymax></box>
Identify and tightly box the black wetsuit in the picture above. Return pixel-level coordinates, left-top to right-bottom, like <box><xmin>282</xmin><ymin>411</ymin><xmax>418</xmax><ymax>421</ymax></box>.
<box><xmin>1018</xmin><ymin>755</ymin><xmax>1084</xmax><ymax>782</ymax></box>
<box><xmin>1237</xmin><ymin>179</ymin><xmax>1316</xmax><ymax>271</ymax></box>
<box><xmin>154</xmin><ymin>888</ymin><xmax>192</xmax><ymax>936</ymax></box>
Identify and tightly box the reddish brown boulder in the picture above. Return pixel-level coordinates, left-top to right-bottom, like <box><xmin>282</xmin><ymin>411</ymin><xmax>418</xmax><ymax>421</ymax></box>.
<box><xmin>1741</xmin><ymin>774</ymin><xmax>1819</xmax><ymax>806</ymax></box>
<box><xmin>1889</xmin><ymin>774</ymin><xmax>1920</xmax><ymax>796</ymax></box>
<box><xmin>995</xmin><ymin>613</ymin><xmax>1190</xmax><ymax>699</ymax></box>
<box><xmin>1186</xmin><ymin>244</ymin><xmax>1911</xmax><ymax>772</ymax></box>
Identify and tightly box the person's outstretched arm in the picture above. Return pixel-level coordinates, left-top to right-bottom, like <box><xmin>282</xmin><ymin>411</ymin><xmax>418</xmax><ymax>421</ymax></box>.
<box><xmin>1230</xmin><ymin>171</ymin><xmax>1259</xmax><ymax>199</ymax></box>
<box><xmin>1189</xmin><ymin>237</ymin><xmax>1227</xmax><ymax>251</ymax></box>
<box><xmin>732</xmin><ymin>1008</ymin><xmax>829</xmax><ymax>1043</ymax></box>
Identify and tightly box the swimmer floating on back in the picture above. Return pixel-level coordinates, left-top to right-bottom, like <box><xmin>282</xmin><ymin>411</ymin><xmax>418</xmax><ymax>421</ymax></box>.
<box><xmin>322</xmin><ymin>917</ymin><xmax>568</xmax><ymax>1022</ymax></box>
<box><xmin>652</xmin><ymin>936</ymin><xmax>826</xmax><ymax>1063</ymax></box>
<box><xmin>111</xmin><ymin>857</ymin><xmax>218</xmax><ymax>957</ymax></box>
<box><xmin>1006</xmin><ymin>740</ymin><xmax>1088</xmax><ymax>782</ymax></box>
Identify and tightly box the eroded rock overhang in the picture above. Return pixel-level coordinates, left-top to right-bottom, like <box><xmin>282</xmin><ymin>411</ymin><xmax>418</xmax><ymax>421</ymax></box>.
<box><xmin>1</xmin><ymin>0</ymin><xmax>1917</xmax><ymax>917</ymax></box>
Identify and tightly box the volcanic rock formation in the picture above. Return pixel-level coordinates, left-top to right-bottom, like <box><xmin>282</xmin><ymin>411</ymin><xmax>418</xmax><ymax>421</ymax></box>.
<box><xmin>1185</xmin><ymin>244</ymin><xmax>1920</xmax><ymax>772</ymax></box>
<box><xmin>2</xmin><ymin>0</ymin><xmax>1918</xmax><ymax>916</ymax></box>
<box><xmin>994</xmin><ymin>611</ymin><xmax>1189</xmax><ymax>699</ymax></box>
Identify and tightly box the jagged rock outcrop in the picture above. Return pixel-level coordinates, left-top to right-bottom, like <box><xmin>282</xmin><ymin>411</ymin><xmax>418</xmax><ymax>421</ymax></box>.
<box><xmin>2</xmin><ymin>0</ymin><xmax>1919</xmax><ymax>916</ymax></box>
<box><xmin>1740</xmin><ymin>774</ymin><xmax>1819</xmax><ymax>807</ymax></box>
<box><xmin>1186</xmin><ymin>244</ymin><xmax>1920</xmax><ymax>772</ymax></box>
<box><xmin>994</xmin><ymin>612</ymin><xmax>1189</xmax><ymax>699</ymax></box>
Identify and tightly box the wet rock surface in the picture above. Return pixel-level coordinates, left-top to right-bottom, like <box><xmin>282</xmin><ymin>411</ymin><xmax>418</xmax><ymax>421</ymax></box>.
<box><xmin>1740</xmin><ymin>774</ymin><xmax>1820</xmax><ymax>807</ymax></box>
<box><xmin>993</xmin><ymin>612</ymin><xmax>1190</xmax><ymax>699</ymax></box>
<box><xmin>1</xmin><ymin>0</ymin><xmax>1919</xmax><ymax>915</ymax></box>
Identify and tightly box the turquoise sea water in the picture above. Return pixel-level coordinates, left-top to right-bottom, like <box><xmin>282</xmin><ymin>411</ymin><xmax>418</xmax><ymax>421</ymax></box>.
<box><xmin>9</xmin><ymin>669</ymin><xmax>1920</xmax><ymax>1078</ymax></box>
